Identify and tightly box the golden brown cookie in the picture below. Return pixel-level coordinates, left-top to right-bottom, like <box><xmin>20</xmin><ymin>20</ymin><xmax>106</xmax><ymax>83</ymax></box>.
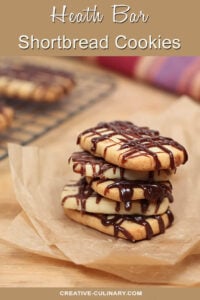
<box><xmin>0</xmin><ymin>104</ymin><xmax>14</xmax><ymax>132</ymax></box>
<box><xmin>69</xmin><ymin>151</ymin><xmax>173</xmax><ymax>181</ymax></box>
<box><xmin>64</xmin><ymin>208</ymin><xmax>174</xmax><ymax>242</ymax></box>
<box><xmin>87</xmin><ymin>177</ymin><xmax>173</xmax><ymax>210</ymax></box>
<box><xmin>77</xmin><ymin>121</ymin><xmax>188</xmax><ymax>171</ymax></box>
<box><xmin>61</xmin><ymin>180</ymin><xmax>170</xmax><ymax>215</ymax></box>
<box><xmin>0</xmin><ymin>62</ymin><xmax>75</xmax><ymax>102</ymax></box>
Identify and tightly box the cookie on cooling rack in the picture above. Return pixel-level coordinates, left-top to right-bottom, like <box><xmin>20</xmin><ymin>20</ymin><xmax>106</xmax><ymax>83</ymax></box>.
<box><xmin>0</xmin><ymin>104</ymin><xmax>14</xmax><ymax>132</ymax></box>
<box><xmin>0</xmin><ymin>62</ymin><xmax>75</xmax><ymax>103</ymax></box>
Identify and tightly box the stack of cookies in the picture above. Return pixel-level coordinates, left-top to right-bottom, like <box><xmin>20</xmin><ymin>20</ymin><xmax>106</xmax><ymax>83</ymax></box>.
<box><xmin>62</xmin><ymin>121</ymin><xmax>188</xmax><ymax>242</ymax></box>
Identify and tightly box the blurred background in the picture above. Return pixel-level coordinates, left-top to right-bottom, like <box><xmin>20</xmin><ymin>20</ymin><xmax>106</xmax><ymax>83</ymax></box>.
<box><xmin>0</xmin><ymin>56</ymin><xmax>199</xmax><ymax>162</ymax></box>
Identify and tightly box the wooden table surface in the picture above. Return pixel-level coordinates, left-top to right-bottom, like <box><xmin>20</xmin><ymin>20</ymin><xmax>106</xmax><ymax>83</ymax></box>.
<box><xmin>0</xmin><ymin>58</ymin><xmax>177</xmax><ymax>287</ymax></box>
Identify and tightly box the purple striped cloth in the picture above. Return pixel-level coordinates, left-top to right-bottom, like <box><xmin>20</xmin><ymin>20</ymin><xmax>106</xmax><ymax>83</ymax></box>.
<box><xmin>87</xmin><ymin>56</ymin><xmax>200</xmax><ymax>102</ymax></box>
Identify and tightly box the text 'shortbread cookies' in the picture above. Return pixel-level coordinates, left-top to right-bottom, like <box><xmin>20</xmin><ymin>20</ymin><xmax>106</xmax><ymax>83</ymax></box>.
<box><xmin>77</xmin><ymin>121</ymin><xmax>188</xmax><ymax>171</ymax></box>
<box><xmin>69</xmin><ymin>151</ymin><xmax>173</xmax><ymax>181</ymax></box>
<box><xmin>0</xmin><ymin>62</ymin><xmax>75</xmax><ymax>102</ymax></box>
<box><xmin>62</xmin><ymin>120</ymin><xmax>188</xmax><ymax>242</ymax></box>
<box><xmin>0</xmin><ymin>103</ymin><xmax>14</xmax><ymax>132</ymax></box>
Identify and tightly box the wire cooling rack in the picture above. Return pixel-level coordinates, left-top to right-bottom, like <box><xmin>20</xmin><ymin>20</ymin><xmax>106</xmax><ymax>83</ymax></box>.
<box><xmin>0</xmin><ymin>72</ymin><xmax>116</xmax><ymax>161</ymax></box>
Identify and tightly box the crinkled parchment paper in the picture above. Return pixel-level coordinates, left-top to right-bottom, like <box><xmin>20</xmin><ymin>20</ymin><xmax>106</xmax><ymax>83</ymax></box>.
<box><xmin>2</xmin><ymin>97</ymin><xmax>200</xmax><ymax>286</ymax></box>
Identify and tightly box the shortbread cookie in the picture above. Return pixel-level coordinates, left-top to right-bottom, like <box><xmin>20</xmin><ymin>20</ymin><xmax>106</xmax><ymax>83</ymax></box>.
<box><xmin>87</xmin><ymin>177</ymin><xmax>173</xmax><ymax>210</ymax></box>
<box><xmin>0</xmin><ymin>62</ymin><xmax>75</xmax><ymax>102</ymax></box>
<box><xmin>0</xmin><ymin>103</ymin><xmax>14</xmax><ymax>132</ymax></box>
<box><xmin>69</xmin><ymin>151</ymin><xmax>173</xmax><ymax>181</ymax></box>
<box><xmin>64</xmin><ymin>208</ymin><xmax>174</xmax><ymax>242</ymax></box>
<box><xmin>77</xmin><ymin>121</ymin><xmax>188</xmax><ymax>171</ymax></box>
<box><xmin>62</xmin><ymin>180</ymin><xmax>170</xmax><ymax>215</ymax></box>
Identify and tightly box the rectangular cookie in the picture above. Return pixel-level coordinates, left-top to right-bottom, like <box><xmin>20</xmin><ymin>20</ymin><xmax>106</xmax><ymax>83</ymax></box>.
<box><xmin>0</xmin><ymin>61</ymin><xmax>75</xmax><ymax>102</ymax></box>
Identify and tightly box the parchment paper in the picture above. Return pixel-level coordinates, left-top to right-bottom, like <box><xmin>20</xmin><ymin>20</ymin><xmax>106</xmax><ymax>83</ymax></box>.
<box><xmin>2</xmin><ymin>97</ymin><xmax>200</xmax><ymax>286</ymax></box>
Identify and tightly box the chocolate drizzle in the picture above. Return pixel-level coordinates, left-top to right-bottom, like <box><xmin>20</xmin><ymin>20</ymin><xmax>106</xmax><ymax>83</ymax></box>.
<box><xmin>62</xmin><ymin>178</ymin><xmax>94</xmax><ymax>212</ymax></box>
<box><xmin>77</xmin><ymin>121</ymin><xmax>188</xmax><ymax>170</ymax></box>
<box><xmin>94</xmin><ymin>209</ymin><xmax>174</xmax><ymax>241</ymax></box>
<box><xmin>62</xmin><ymin>178</ymin><xmax>168</xmax><ymax>214</ymax></box>
<box><xmin>141</xmin><ymin>199</ymin><xmax>151</xmax><ymax>213</ymax></box>
<box><xmin>69</xmin><ymin>151</ymin><xmax>173</xmax><ymax>180</ymax></box>
<box><xmin>69</xmin><ymin>151</ymin><xmax>120</xmax><ymax>178</ymax></box>
<box><xmin>166</xmin><ymin>209</ymin><xmax>174</xmax><ymax>224</ymax></box>
<box><xmin>91</xmin><ymin>178</ymin><xmax>173</xmax><ymax>211</ymax></box>
<box><xmin>0</xmin><ymin>62</ymin><xmax>74</xmax><ymax>89</ymax></box>
<box><xmin>154</xmin><ymin>215</ymin><xmax>165</xmax><ymax>234</ymax></box>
